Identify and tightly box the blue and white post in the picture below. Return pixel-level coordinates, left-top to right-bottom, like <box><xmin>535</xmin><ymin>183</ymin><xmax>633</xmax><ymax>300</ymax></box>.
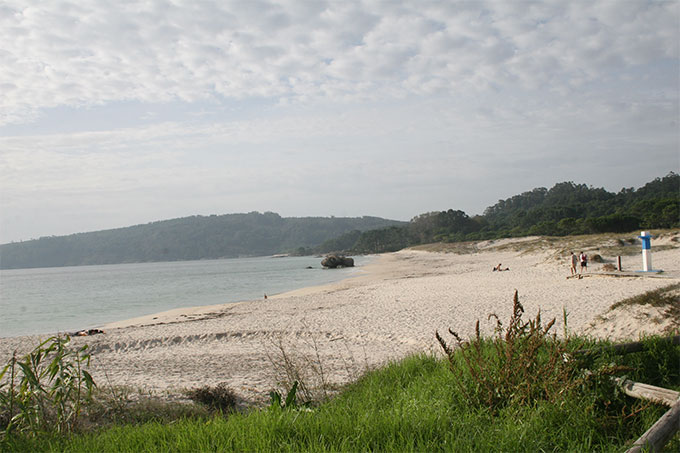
<box><xmin>638</xmin><ymin>231</ymin><xmax>653</xmax><ymax>272</ymax></box>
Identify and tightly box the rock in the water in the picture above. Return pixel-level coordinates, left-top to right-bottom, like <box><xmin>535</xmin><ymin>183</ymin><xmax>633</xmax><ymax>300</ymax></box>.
<box><xmin>321</xmin><ymin>254</ymin><xmax>354</xmax><ymax>268</ymax></box>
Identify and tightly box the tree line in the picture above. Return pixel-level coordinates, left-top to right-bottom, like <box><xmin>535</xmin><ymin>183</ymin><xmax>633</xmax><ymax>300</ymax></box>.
<box><xmin>316</xmin><ymin>172</ymin><xmax>679</xmax><ymax>254</ymax></box>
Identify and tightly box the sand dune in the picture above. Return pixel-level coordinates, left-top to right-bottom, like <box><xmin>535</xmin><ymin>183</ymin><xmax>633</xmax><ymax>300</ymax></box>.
<box><xmin>1</xmin><ymin>234</ymin><xmax>678</xmax><ymax>404</ymax></box>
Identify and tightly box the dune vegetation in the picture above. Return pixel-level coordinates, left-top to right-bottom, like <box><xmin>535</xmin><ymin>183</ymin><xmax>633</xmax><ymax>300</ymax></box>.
<box><xmin>2</xmin><ymin>291</ymin><xmax>678</xmax><ymax>452</ymax></box>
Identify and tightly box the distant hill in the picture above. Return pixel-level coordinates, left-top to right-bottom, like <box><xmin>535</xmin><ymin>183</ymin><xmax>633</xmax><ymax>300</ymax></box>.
<box><xmin>0</xmin><ymin>212</ymin><xmax>405</xmax><ymax>269</ymax></box>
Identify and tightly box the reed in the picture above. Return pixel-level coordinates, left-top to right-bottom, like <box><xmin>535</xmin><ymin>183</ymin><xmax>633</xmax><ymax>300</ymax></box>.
<box><xmin>0</xmin><ymin>336</ymin><xmax>95</xmax><ymax>436</ymax></box>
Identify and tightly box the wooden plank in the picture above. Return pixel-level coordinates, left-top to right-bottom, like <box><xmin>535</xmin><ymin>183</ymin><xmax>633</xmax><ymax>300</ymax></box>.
<box><xmin>615</xmin><ymin>378</ymin><xmax>680</xmax><ymax>407</ymax></box>
<box><xmin>626</xmin><ymin>399</ymin><xmax>680</xmax><ymax>453</ymax></box>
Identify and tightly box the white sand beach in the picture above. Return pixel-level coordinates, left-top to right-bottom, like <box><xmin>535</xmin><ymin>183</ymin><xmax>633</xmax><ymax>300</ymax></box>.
<box><xmin>1</xmin><ymin>234</ymin><xmax>678</xmax><ymax>405</ymax></box>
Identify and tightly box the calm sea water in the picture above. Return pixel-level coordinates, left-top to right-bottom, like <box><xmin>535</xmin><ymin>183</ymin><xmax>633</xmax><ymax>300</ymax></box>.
<box><xmin>0</xmin><ymin>255</ymin><xmax>370</xmax><ymax>338</ymax></box>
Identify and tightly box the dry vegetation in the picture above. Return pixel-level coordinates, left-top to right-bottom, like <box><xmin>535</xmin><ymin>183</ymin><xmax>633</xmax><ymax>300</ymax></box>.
<box><xmin>609</xmin><ymin>284</ymin><xmax>680</xmax><ymax>335</ymax></box>
<box><xmin>436</xmin><ymin>291</ymin><xmax>578</xmax><ymax>414</ymax></box>
<box><xmin>410</xmin><ymin>229</ymin><xmax>680</xmax><ymax>262</ymax></box>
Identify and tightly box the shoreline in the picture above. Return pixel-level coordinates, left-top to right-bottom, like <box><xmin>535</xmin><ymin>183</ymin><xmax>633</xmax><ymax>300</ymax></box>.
<box><xmin>1</xmin><ymin>236</ymin><xmax>678</xmax><ymax>405</ymax></box>
<box><xmin>100</xmin><ymin>255</ymin><xmax>386</xmax><ymax>330</ymax></box>
<box><xmin>0</xmin><ymin>254</ymin><xmax>373</xmax><ymax>339</ymax></box>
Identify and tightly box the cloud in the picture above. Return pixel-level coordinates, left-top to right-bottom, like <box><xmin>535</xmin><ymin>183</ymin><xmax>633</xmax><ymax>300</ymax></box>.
<box><xmin>1</xmin><ymin>0</ymin><xmax>677</xmax><ymax>125</ymax></box>
<box><xmin>0</xmin><ymin>1</ymin><xmax>677</xmax><ymax>242</ymax></box>
<box><xmin>2</xmin><ymin>89</ymin><xmax>674</xmax><ymax>204</ymax></box>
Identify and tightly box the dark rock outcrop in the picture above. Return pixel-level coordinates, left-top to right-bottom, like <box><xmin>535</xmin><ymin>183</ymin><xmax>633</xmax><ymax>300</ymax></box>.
<box><xmin>321</xmin><ymin>255</ymin><xmax>354</xmax><ymax>268</ymax></box>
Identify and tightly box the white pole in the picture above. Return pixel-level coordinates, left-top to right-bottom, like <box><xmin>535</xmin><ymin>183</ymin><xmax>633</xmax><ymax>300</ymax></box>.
<box><xmin>639</xmin><ymin>231</ymin><xmax>652</xmax><ymax>272</ymax></box>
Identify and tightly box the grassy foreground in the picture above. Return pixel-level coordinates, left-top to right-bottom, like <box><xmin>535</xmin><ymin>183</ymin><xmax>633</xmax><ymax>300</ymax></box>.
<box><xmin>3</xmin><ymin>331</ymin><xmax>679</xmax><ymax>452</ymax></box>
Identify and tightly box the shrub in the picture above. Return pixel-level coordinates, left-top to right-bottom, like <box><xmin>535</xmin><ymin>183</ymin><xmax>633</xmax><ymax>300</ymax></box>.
<box><xmin>185</xmin><ymin>383</ymin><xmax>237</xmax><ymax>413</ymax></box>
<box><xmin>436</xmin><ymin>291</ymin><xmax>580</xmax><ymax>413</ymax></box>
<box><xmin>84</xmin><ymin>386</ymin><xmax>210</xmax><ymax>428</ymax></box>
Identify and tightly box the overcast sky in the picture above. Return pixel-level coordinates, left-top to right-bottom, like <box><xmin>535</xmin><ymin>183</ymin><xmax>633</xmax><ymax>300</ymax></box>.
<box><xmin>0</xmin><ymin>0</ymin><xmax>678</xmax><ymax>244</ymax></box>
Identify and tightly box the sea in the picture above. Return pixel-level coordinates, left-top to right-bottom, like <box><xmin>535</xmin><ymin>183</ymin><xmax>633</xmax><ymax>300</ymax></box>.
<box><xmin>0</xmin><ymin>255</ymin><xmax>370</xmax><ymax>338</ymax></box>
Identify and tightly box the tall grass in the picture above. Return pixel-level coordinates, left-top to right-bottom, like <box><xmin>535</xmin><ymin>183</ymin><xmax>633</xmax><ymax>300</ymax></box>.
<box><xmin>436</xmin><ymin>290</ymin><xmax>580</xmax><ymax>413</ymax></box>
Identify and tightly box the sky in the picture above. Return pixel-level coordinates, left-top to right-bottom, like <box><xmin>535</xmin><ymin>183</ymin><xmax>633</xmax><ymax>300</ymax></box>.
<box><xmin>0</xmin><ymin>0</ymin><xmax>678</xmax><ymax>244</ymax></box>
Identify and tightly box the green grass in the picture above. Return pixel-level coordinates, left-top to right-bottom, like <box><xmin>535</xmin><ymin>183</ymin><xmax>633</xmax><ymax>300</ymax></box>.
<box><xmin>3</xmin><ymin>336</ymin><xmax>679</xmax><ymax>452</ymax></box>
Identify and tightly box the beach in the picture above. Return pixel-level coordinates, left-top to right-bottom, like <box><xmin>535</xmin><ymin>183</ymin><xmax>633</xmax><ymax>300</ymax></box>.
<box><xmin>1</xmin><ymin>235</ymin><xmax>678</xmax><ymax>405</ymax></box>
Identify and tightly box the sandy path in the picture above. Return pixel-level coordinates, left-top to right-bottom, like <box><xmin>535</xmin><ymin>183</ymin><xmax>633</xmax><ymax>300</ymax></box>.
<box><xmin>1</xmin><ymin>239</ymin><xmax>678</xmax><ymax>404</ymax></box>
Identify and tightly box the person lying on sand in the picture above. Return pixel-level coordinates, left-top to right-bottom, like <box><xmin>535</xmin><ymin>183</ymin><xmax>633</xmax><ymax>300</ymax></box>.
<box><xmin>72</xmin><ymin>328</ymin><xmax>105</xmax><ymax>337</ymax></box>
<box><xmin>493</xmin><ymin>263</ymin><xmax>510</xmax><ymax>271</ymax></box>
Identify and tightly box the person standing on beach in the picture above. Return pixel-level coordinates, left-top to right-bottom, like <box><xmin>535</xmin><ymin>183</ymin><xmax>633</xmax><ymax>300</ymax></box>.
<box><xmin>570</xmin><ymin>252</ymin><xmax>578</xmax><ymax>275</ymax></box>
<box><xmin>579</xmin><ymin>252</ymin><xmax>588</xmax><ymax>273</ymax></box>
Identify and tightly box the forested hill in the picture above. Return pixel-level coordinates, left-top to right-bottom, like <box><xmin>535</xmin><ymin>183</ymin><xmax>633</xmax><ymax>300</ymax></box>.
<box><xmin>481</xmin><ymin>172</ymin><xmax>679</xmax><ymax>236</ymax></box>
<box><xmin>2</xmin><ymin>173</ymin><xmax>677</xmax><ymax>269</ymax></box>
<box><xmin>323</xmin><ymin>172</ymin><xmax>679</xmax><ymax>254</ymax></box>
<box><xmin>0</xmin><ymin>212</ymin><xmax>405</xmax><ymax>269</ymax></box>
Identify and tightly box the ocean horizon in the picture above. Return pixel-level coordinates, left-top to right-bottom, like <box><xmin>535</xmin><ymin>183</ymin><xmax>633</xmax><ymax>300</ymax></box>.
<box><xmin>0</xmin><ymin>255</ymin><xmax>370</xmax><ymax>338</ymax></box>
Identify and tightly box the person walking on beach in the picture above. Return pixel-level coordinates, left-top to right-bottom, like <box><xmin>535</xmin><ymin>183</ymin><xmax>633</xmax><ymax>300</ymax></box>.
<box><xmin>570</xmin><ymin>252</ymin><xmax>578</xmax><ymax>275</ymax></box>
<box><xmin>579</xmin><ymin>252</ymin><xmax>588</xmax><ymax>273</ymax></box>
